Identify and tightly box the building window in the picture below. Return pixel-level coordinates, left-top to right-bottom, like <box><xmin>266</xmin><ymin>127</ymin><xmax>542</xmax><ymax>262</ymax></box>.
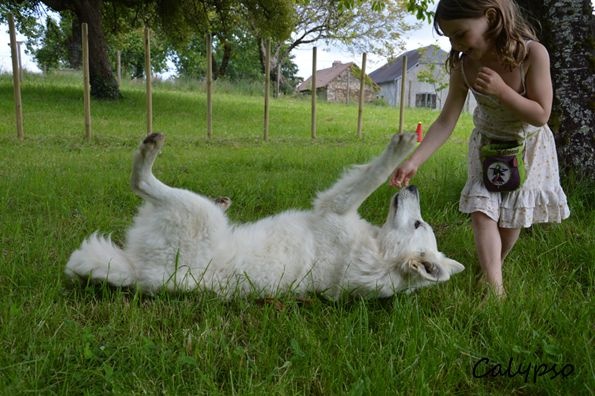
<box><xmin>416</xmin><ymin>93</ymin><xmax>437</xmax><ymax>109</ymax></box>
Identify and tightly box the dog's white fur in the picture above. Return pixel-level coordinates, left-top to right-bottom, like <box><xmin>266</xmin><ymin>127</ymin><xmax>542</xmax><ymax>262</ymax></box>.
<box><xmin>65</xmin><ymin>133</ymin><xmax>464</xmax><ymax>299</ymax></box>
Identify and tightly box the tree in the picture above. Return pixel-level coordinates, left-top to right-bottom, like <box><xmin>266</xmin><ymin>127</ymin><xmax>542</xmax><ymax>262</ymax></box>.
<box><xmin>403</xmin><ymin>0</ymin><xmax>594</xmax><ymax>180</ymax></box>
<box><xmin>155</xmin><ymin>0</ymin><xmax>294</xmax><ymax>81</ymax></box>
<box><xmin>32</xmin><ymin>16</ymin><xmax>67</xmax><ymax>72</ymax></box>
<box><xmin>16</xmin><ymin>5</ymin><xmax>169</xmax><ymax>79</ymax></box>
<box><xmin>172</xmin><ymin>27</ymin><xmax>263</xmax><ymax>81</ymax></box>
<box><xmin>256</xmin><ymin>0</ymin><xmax>417</xmax><ymax>94</ymax></box>
<box><xmin>39</xmin><ymin>0</ymin><xmax>121</xmax><ymax>99</ymax></box>
<box><xmin>162</xmin><ymin>2</ymin><xmax>261</xmax><ymax>80</ymax></box>
<box><xmin>112</xmin><ymin>28</ymin><xmax>169</xmax><ymax>79</ymax></box>
<box><xmin>2</xmin><ymin>0</ymin><xmax>295</xmax><ymax>99</ymax></box>
<box><xmin>3</xmin><ymin>0</ymin><xmax>116</xmax><ymax>96</ymax></box>
<box><xmin>515</xmin><ymin>0</ymin><xmax>594</xmax><ymax>180</ymax></box>
<box><xmin>0</xmin><ymin>2</ymin><xmax>43</xmax><ymax>39</ymax></box>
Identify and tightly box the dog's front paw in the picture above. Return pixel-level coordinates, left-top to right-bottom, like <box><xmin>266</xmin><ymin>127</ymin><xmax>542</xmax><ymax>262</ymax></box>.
<box><xmin>389</xmin><ymin>133</ymin><xmax>417</xmax><ymax>155</ymax></box>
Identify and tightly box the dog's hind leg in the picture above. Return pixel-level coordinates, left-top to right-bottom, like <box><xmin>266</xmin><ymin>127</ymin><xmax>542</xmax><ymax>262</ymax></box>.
<box><xmin>130</xmin><ymin>133</ymin><xmax>177</xmax><ymax>203</ymax></box>
<box><xmin>314</xmin><ymin>133</ymin><xmax>417</xmax><ymax>215</ymax></box>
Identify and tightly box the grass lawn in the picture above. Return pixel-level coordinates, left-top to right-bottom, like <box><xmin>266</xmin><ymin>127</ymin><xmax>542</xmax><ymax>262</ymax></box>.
<box><xmin>0</xmin><ymin>73</ymin><xmax>593</xmax><ymax>395</ymax></box>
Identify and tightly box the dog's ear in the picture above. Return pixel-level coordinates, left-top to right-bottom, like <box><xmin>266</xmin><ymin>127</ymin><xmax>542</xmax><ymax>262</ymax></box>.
<box><xmin>404</xmin><ymin>256</ymin><xmax>441</xmax><ymax>281</ymax></box>
<box><xmin>404</xmin><ymin>254</ymin><xmax>464</xmax><ymax>282</ymax></box>
<box><xmin>440</xmin><ymin>256</ymin><xmax>465</xmax><ymax>275</ymax></box>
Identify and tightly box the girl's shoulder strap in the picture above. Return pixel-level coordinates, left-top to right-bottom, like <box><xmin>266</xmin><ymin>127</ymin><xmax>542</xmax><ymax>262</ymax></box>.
<box><xmin>519</xmin><ymin>40</ymin><xmax>534</xmax><ymax>95</ymax></box>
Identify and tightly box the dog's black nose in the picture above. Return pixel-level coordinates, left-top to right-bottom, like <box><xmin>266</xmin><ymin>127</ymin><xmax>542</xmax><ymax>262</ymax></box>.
<box><xmin>406</xmin><ymin>185</ymin><xmax>418</xmax><ymax>193</ymax></box>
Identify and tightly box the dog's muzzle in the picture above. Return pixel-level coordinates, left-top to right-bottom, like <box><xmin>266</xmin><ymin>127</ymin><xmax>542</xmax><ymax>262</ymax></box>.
<box><xmin>393</xmin><ymin>185</ymin><xmax>418</xmax><ymax>208</ymax></box>
<box><xmin>405</xmin><ymin>185</ymin><xmax>418</xmax><ymax>194</ymax></box>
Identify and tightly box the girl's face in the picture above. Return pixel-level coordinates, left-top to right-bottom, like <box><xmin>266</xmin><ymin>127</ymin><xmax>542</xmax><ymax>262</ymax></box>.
<box><xmin>438</xmin><ymin>17</ymin><xmax>492</xmax><ymax>61</ymax></box>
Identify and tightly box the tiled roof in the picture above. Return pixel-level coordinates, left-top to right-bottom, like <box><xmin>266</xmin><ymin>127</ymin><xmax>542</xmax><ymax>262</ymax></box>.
<box><xmin>297</xmin><ymin>61</ymin><xmax>355</xmax><ymax>92</ymax></box>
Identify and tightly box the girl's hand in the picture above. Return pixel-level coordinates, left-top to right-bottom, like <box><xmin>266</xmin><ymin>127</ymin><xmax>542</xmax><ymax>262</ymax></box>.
<box><xmin>473</xmin><ymin>67</ymin><xmax>507</xmax><ymax>97</ymax></box>
<box><xmin>390</xmin><ymin>159</ymin><xmax>418</xmax><ymax>188</ymax></box>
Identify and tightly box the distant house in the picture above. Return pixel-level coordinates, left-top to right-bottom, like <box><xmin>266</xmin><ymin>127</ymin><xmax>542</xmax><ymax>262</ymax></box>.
<box><xmin>369</xmin><ymin>45</ymin><xmax>477</xmax><ymax>113</ymax></box>
<box><xmin>297</xmin><ymin>61</ymin><xmax>379</xmax><ymax>103</ymax></box>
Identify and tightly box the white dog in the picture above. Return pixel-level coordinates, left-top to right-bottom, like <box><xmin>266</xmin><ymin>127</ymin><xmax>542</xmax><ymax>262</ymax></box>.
<box><xmin>65</xmin><ymin>133</ymin><xmax>463</xmax><ymax>299</ymax></box>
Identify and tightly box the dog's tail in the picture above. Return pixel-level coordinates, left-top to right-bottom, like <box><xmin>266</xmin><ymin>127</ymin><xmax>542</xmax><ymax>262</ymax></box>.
<box><xmin>65</xmin><ymin>233</ymin><xmax>135</xmax><ymax>287</ymax></box>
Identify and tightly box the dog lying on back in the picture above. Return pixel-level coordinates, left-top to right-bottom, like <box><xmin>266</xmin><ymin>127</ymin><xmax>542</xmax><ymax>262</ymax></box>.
<box><xmin>65</xmin><ymin>133</ymin><xmax>464</xmax><ymax>299</ymax></box>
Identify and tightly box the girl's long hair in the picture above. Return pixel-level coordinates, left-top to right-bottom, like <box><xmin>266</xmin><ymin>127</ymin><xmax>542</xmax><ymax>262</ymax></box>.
<box><xmin>434</xmin><ymin>0</ymin><xmax>537</xmax><ymax>71</ymax></box>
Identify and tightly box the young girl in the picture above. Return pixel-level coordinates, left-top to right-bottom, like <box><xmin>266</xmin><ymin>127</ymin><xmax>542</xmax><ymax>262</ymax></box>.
<box><xmin>390</xmin><ymin>0</ymin><xmax>570</xmax><ymax>297</ymax></box>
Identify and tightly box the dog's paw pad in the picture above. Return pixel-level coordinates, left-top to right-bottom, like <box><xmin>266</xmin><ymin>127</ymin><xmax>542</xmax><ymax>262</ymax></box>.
<box><xmin>143</xmin><ymin>132</ymin><xmax>164</xmax><ymax>144</ymax></box>
<box><xmin>140</xmin><ymin>133</ymin><xmax>165</xmax><ymax>156</ymax></box>
<box><xmin>390</xmin><ymin>133</ymin><xmax>417</xmax><ymax>154</ymax></box>
<box><xmin>143</xmin><ymin>133</ymin><xmax>165</xmax><ymax>147</ymax></box>
<box><xmin>214</xmin><ymin>196</ymin><xmax>232</xmax><ymax>211</ymax></box>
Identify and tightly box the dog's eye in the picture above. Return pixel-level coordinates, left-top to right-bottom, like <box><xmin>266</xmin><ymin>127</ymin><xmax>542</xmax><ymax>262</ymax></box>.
<box><xmin>414</xmin><ymin>220</ymin><xmax>422</xmax><ymax>229</ymax></box>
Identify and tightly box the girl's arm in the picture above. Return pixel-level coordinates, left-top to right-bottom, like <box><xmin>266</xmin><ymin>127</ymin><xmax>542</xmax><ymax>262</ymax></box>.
<box><xmin>390</xmin><ymin>68</ymin><xmax>468</xmax><ymax>187</ymax></box>
<box><xmin>474</xmin><ymin>42</ymin><xmax>553</xmax><ymax>126</ymax></box>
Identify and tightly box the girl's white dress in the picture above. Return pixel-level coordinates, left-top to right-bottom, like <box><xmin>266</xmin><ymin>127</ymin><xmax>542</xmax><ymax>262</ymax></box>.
<box><xmin>458</xmin><ymin>60</ymin><xmax>570</xmax><ymax>228</ymax></box>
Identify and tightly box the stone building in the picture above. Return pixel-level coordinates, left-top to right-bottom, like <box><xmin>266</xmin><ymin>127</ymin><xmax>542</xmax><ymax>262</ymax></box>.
<box><xmin>297</xmin><ymin>61</ymin><xmax>379</xmax><ymax>103</ymax></box>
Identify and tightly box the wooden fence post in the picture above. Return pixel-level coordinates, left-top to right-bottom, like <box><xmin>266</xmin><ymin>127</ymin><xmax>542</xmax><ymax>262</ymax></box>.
<box><xmin>311</xmin><ymin>46</ymin><xmax>317</xmax><ymax>140</ymax></box>
<box><xmin>8</xmin><ymin>14</ymin><xmax>24</xmax><ymax>141</ymax></box>
<box><xmin>263</xmin><ymin>38</ymin><xmax>271</xmax><ymax>141</ymax></box>
<box><xmin>398</xmin><ymin>56</ymin><xmax>408</xmax><ymax>134</ymax></box>
<box><xmin>82</xmin><ymin>23</ymin><xmax>92</xmax><ymax>139</ymax></box>
<box><xmin>16</xmin><ymin>41</ymin><xmax>24</xmax><ymax>83</ymax></box>
<box><xmin>144</xmin><ymin>26</ymin><xmax>153</xmax><ymax>135</ymax></box>
<box><xmin>206</xmin><ymin>33</ymin><xmax>213</xmax><ymax>139</ymax></box>
<box><xmin>357</xmin><ymin>52</ymin><xmax>367</xmax><ymax>138</ymax></box>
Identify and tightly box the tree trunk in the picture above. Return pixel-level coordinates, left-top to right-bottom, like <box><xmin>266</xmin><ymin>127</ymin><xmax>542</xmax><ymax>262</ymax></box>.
<box><xmin>43</xmin><ymin>0</ymin><xmax>120</xmax><ymax>99</ymax></box>
<box><xmin>216</xmin><ymin>40</ymin><xmax>233</xmax><ymax>79</ymax></box>
<box><xmin>518</xmin><ymin>0</ymin><xmax>595</xmax><ymax>180</ymax></box>
<box><xmin>74</xmin><ymin>0</ymin><xmax>119</xmax><ymax>99</ymax></box>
